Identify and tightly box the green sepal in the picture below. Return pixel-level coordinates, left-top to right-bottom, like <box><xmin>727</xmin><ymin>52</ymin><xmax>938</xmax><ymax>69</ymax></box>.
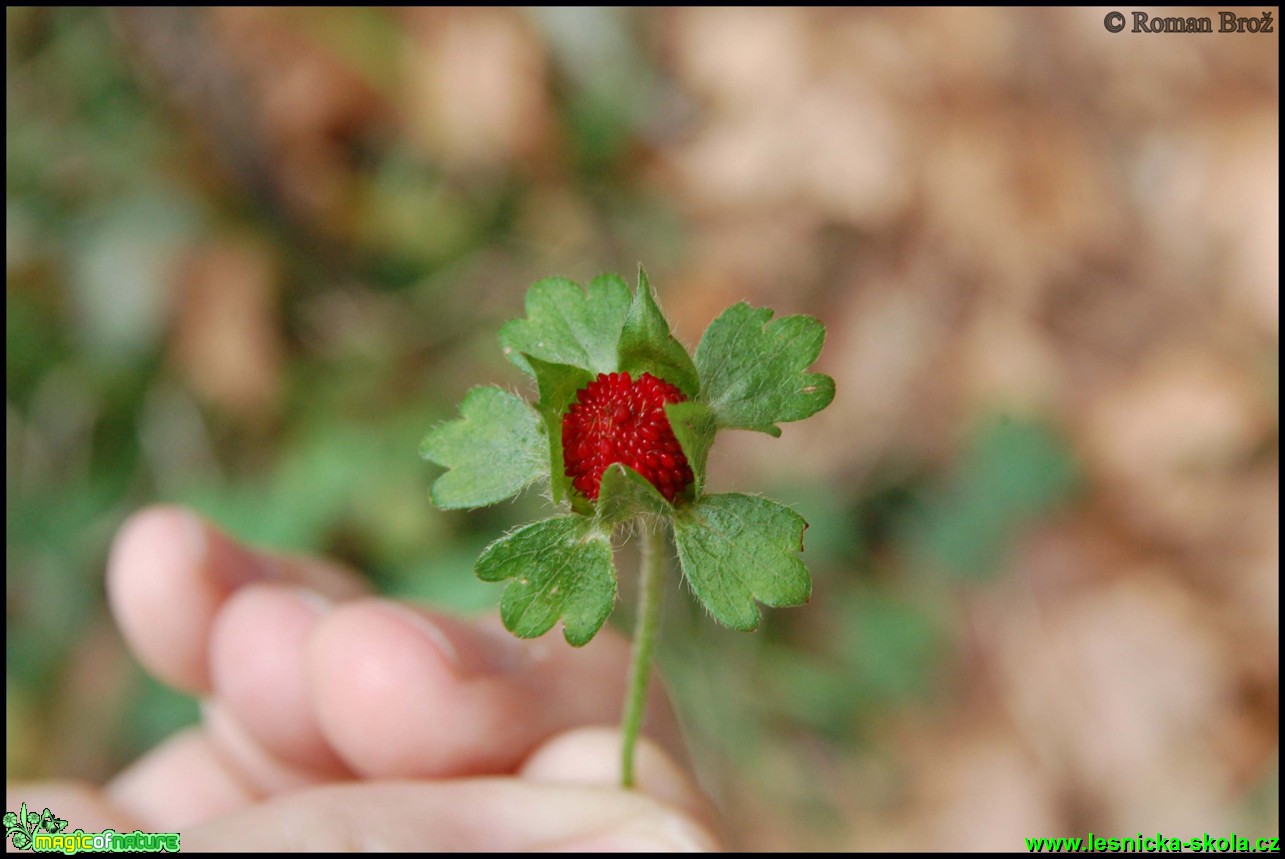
<box><xmin>595</xmin><ymin>463</ymin><xmax>672</xmax><ymax>527</ymax></box>
<box><xmin>617</xmin><ymin>267</ymin><xmax>700</xmax><ymax>398</ymax></box>
<box><xmin>525</xmin><ymin>354</ymin><xmax>595</xmax><ymax>512</ymax></box>
<box><xmin>475</xmin><ymin>515</ymin><xmax>617</xmax><ymax>646</ymax></box>
<box><xmin>498</xmin><ymin>274</ymin><xmax>631</xmax><ymax>377</ymax></box>
<box><xmin>672</xmin><ymin>493</ymin><xmax>811</xmax><ymax>631</ymax></box>
<box><xmin>664</xmin><ymin>400</ymin><xmax>716</xmax><ymax>496</ymax></box>
<box><xmin>694</xmin><ymin>303</ymin><xmax>835</xmax><ymax>435</ymax></box>
<box><xmin>419</xmin><ymin>386</ymin><xmax>547</xmax><ymax>509</ymax></box>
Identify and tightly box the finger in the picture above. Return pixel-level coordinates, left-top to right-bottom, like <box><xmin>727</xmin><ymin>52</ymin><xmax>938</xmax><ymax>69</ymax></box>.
<box><xmin>6</xmin><ymin>781</ymin><xmax>140</xmax><ymax>835</ymax></box>
<box><xmin>107</xmin><ymin>505</ymin><xmax>368</xmax><ymax>694</ymax></box>
<box><xmin>105</xmin><ymin>727</ymin><xmax>257</xmax><ymax>830</ymax></box>
<box><xmin>309</xmin><ymin>600</ymin><xmax>682</xmax><ymax>779</ymax></box>
<box><xmin>208</xmin><ymin>583</ymin><xmax>351</xmax><ymax>777</ymax></box>
<box><xmin>181</xmin><ymin>779</ymin><xmax>720</xmax><ymax>852</ymax></box>
<box><xmin>105</xmin><ymin>703</ymin><xmax>339</xmax><ymax>829</ymax></box>
<box><xmin>102</xmin><ymin>704</ymin><xmax>356</xmax><ymax>832</ymax></box>
<box><xmin>519</xmin><ymin>727</ymin><xmax>719</xmax><ymax>836</ymax></box>
<box><xmin>199</xmin><ymin>701</ymin><xmax>339</xmax><ymax>798</ymax></box>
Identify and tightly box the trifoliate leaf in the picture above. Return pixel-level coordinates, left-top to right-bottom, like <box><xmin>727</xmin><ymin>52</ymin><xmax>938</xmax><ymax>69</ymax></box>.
<box><xmin>694</xmin><ymin>303</ymin><xmax>835</xmax><ymax>436</ymax></box>
<box><xmin>672</xmin><ymin>493</ymin><xmax>811</xmax><ymax>631</ymax></box>
<box><xmin>664</xmin><ymin>401</ymin><xmax>716</xmax><ymax>495</ymax></box>
<box><xmin>596</xmin><ymin>463</ymin><xmax>672</xmax><ymax>526</ymax></box>
<box><xmin>499</xmin><ymin>275</ymin><xmax>631</xmax><ymax>376</ymax></box>
<box><xmin>526</xmin><ymin>355</ymin><xmax>594</xmax><ymax>511</ymax></box>
<box><xmin>475</xmin><ymin>515</ymin><xmax>616</xmax><ymax>646</ymax></box>
<box><xmin>617</xmin><ymin>267</ymin><xmax>701</xmax><ymax>398</ymax></box>
<box><xmin>420</xmin><ymin>386</ymin><xmax>547</xmax><ymax>509</ymax></box>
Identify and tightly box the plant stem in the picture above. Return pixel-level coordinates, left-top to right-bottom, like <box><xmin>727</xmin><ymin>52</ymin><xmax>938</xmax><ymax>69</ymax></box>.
<box><xmin>620</xmin><ymin>517</ymin><xmax>665</xmax><ymax>788</ymax></box>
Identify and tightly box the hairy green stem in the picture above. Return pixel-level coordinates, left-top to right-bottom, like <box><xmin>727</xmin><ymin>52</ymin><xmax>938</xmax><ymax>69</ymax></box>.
<box><xmin>620</xmin><ymin>517</ymin><xmax>664</xmax><ymax>788</ymax></box>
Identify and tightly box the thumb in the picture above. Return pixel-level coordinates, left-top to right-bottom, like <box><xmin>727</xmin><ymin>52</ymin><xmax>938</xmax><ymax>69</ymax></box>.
<box><xmin>519</xmin><ymin>726</ymin><xmax>721</xmax><ymax>839</ymax></box>
<box><xmin>180</xmin><ymin>778</ymin><xmax>720</xmax><ymax>852</ymax></box>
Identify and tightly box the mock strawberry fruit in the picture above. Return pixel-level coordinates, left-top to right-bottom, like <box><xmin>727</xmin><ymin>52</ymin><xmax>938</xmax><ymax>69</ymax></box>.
<box><xmin>561</xmin><ymin>371</ymin><xmax>694</xmax><ymax>503</ymax></box>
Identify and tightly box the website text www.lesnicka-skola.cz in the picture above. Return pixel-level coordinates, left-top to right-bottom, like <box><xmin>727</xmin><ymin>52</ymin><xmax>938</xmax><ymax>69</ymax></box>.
<box><xmin>1025</xmin><ymin>833</ymin><xmax>1279</xmax><ymax>853</ymax></box>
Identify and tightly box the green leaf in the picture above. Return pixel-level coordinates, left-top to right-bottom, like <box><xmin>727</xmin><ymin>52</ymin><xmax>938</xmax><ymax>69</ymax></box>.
<box><xmin>420</xmin><ymin>386</ymin><xmax>547</xmax><ymax>509</ymax></box>
<box><xmin>525</xmin><ymin>355</ymin><xmax>594</xmax><ymax>510</ymax></box>
<box><xmin>694</xmin><ymin>303</ymin><xmax>835</xmax><ymax>435</ymax></box>
<box><xmin>596</xmin><ymin>463</ymin><xmax>671</xmax><ymax>526</ymax></box>
<box><xmin>475</xmin><ymin>515</ymin><xmax>617</xmax><ymax>646</ymax></box>
<box><xmin>664</xmin><ymin>401</ymin><xmax>716</xmax><ymax>495</ymax></box>
<box><xmin>498</xmin><ymin>275</ymin><xmax>631</xmax><ymax>376</ymax></box>
<box><xmin>37</xmin><ymin>809</ymin><xmax>66</xmax><ymax>835</ymax></box>
<box><xmin>909</xmin><ymin>416</ymin><xmax>1079</xmax><ymax>579</ymax></box>
<box><xmin>617</xmin><ymin>267</ymin><xmax>700</xmax><ymax>397</ymax></box>
<box><xmin>672</xmin><ymin>493</ymin><xmax>811</xmax><ymax>631</ymax></box>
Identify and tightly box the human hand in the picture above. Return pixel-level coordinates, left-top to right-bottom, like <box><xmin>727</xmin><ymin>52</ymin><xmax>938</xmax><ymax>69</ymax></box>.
<box><xmin>6</xmin><ymin>506</ymin><xmax>720</xmax><ymax>851</ymax></box>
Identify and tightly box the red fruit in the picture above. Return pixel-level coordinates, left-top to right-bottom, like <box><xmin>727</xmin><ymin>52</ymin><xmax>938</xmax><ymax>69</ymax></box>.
<box><xmin>562</xmin><ymin>371</ymin><xmax>694</xmax><ymax>503</ymax></box>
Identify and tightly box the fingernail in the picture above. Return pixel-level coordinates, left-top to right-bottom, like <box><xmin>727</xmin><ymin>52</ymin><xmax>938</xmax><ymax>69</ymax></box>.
<box><xmin>292</xmin><ymin>585</ymin><xmax>334</xmax><ymax>614</ymax></box>
<box><xmin>375</xmin><ymin>603</ymin><xmax>463</xmax><ymax>671</ymax></box>
<box><xmin>370</xmin><ymin>603</ymin><xmax>536</xmax><ymax>676</ymax></box>
<box><xmin>461</xmin><ymin>621</ymin><xmax>537</xmax><ymax>675</ymax></box>
<box><xmin>543</xmin><ymin>816</ymin><xmax>717</xmax><ymax>852</ymax></box>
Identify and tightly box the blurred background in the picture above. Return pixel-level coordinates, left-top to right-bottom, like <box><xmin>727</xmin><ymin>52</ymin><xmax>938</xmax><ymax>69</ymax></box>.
<box><xmin>6</xmin><ymin>7</ymin><xmax>1278</xmax><ymax>850</ymax></box>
